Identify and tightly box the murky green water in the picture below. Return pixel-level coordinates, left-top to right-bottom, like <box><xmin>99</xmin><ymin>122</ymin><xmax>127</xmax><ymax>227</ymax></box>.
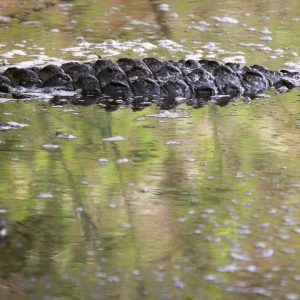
<box><xmin>0</xmin><ymin>1</ymin><xmax>300</xmax><ymax>299</ymax></box>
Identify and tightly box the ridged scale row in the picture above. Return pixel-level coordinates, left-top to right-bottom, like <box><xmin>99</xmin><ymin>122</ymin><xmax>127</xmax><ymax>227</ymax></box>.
<box><xmin>0</xmin><ymin>58</ymin><xmax>299</xmax><ymax>103</ymax></box>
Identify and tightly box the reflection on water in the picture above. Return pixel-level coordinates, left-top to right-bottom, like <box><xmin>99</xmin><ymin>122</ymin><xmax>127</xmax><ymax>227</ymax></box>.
<box><xmin>0</xmin><ymin>0</ymin><xmax>300</xmax><ymax>299</ymax></box>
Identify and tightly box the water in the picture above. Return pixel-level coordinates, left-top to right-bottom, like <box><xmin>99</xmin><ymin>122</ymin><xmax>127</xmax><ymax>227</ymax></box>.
<box><xmin>0</xmin><ymin>0</ymin><xmax>300</xmax><ymax>299</ymax></box>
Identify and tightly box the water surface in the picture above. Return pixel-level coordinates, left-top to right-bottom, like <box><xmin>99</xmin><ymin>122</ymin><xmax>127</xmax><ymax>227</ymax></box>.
<box><xmin>0</xmin><ymin>1</ymin><xmax>300</xmax><ymax>299</ymax></box>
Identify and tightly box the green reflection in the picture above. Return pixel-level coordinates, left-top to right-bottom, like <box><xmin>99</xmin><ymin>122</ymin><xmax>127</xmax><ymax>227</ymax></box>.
<box><xmin>0</xmin><ymin>0</ymin><xmax>300</xmax><ymax>299</ymax></box>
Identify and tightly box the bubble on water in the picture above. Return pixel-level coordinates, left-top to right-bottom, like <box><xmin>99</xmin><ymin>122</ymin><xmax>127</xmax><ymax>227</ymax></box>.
<box><xmin>245</xmin><ymin>190</ymin><xmax>253</xmax><ymax>197</ymax></box>
<box><xmin>132</xmin><ymin>47</ymin><xmax>145</xmax><ymax>55</ymax></box>
<box><xmin>172</xmin><ymin>276</ymin><xmax>185</xmax><ymax>289</ymax></box>
<box><xmin>153</xmin><ymin>270</ymin><xmax>165</xmax><ymax>283</ymax></box>
<box><xmin>0</xmin><ymin>16</ymin><xmax>11</xmax><ymax>23</ymax></box>
<box><xmin>0</xmin><ymin>122</ymin><xmax>29</xmax><ymax>131</ymax></box>
<box><xmin>268</xmin><ymin>208</ymin><xmax>277</xmax><ymax>215</ymax></box>
<box><xmin>186</xmin><ymin>158</ymin><xmax>197</xmax><ymax>163</ymax></box>
<box><xmin>202</xmin><ymin>42</ymin><xmax>220</xmax><ymax>51</ymax></box>
<box><xmin>177</xmin><ymin>217</ymin><xmax>188</xmax><ymax>223</ymax></box>
<box><xmin>255</xmin><ymin>242</ymin><xmax>267</xmax><ymax>249</ymax></box>
<box><xmin>231</xmin><ymin>199</ymin><xmax>238</xmax><ymax>205</ymax></box>
<box><xmin>145</xmin><ymin>110</ymin><xmax>189</xmax><ymax>119</ymax></box>
<box><xmin>283</xmin><ymin>218</ymin><xmax>297</xmax><ymax>226</ymax></box>
<box><xmin>235</xmin><ymin>172</ymin><xmax>244</xmax><ymax>179</ymax></box>
<box><xmin>194</xmin><ymin>229</ymin><xmax>202</xmax><ymax>235</ymax></box>
<box><xmin>102</xmin><ymin>136</ymin><xmax>125</xmax><ymax>142</ymax></box>
<box><xmin>170</xmin><ymin>12</ymin><xmax>178</xmax><ymax>19</ymax></box>
<box><xmin>206</xmin><ymin>236</ymin><xmax>222</xmax><ymax>242</ymax></box>
<box><xmin>240</xmin><ymin>42</ymin><xmax>264</xmax><ymax>47</ymax></box>
<box><xmin>222</xmin><ymin>55</ymin><xmax>246</xmax><ymax>64</ymax></box>
<box><xmin>230</xmin><ymin>248</ymin><xmax>251</xmax><ymax>262</ymax></box>
<box><xmin>55</xmin><ymin>132</ymin><xmax>77</xmax><ymax>139</ymax></box>
<box><xmin>42</xmin><ymin>144</ymin><xmax>59</xmax><ymax>150</ymax></box>
<box><xmin>294</xmin><ymin>275</ymin><xmax>300</xmax><ymax>281</ymax></box>
<box><xmin>285</xmin><ymin>294</ymin><xmax>300</xmax><ymax>300</ymax></box>
<box><xmin>121</xmin><ymin>223</ymin><xmax>132</xmax><ymax>228</ymax></box>
<box><xmin>291</xmin><ymin>184</ymin><xmax>300</xmax><ymax>189</ymax></box>
<box><xmin>245</xmin><ymin>265</ymin><xmax>258</xmax><ymax>272</ymax></box>
<box><xmin>211</xmin><ymin>16</ymin><xmax>239</xmax><ymax>24</ymax></box>
<box><xmin>251</xmin><ymin>287</ymin><xmax>272</xmax><ymax>297</ymax></box>
<box><xmin>0</xmin><ymin>208</ymin><xmax>7</xmax><ymax>214</ymax></box>
<box><xmin>37</xmin><ymin>193</ymin><xmax>53</xmax><ymax>199</ymax></box>
<box><xmin>96</xmin><ymin>272</ymin><xmax>106</xmax><ymax>278</ymax></box>
<box><xmin>261</xmin><ymin>28</ymin><xmax>272</xmax><ymax>35</ymax></box>
<box><xmin>260</xmin><ymin>36</ymin><xmax>272</xmax><ymax>42</ymax></box>
<box><xmin>132</xmin><ymin>269</ymin><xmax>141</xmax><ymax>276</ymax></box>
<box><xmin>185</xmin><ymin>52</ymin><xmax>203</xmax><ymax>60</ymax></box>
<box><xmin>281</xmin><ymin>248</ymin><xmax>296</xmax><ymax>254</ymax></box>
<box><xmin>98</xmin><ymin>157</ymin><xmax>108</xmax><ymax>164</ymax></box>
<box><xmin>274</xmin><ymin>49</ymin><xmax>284</xmax><ymax>55</ymax></box>
<box><xmin>258</xmin><ymin>249</ymin><xmax>274</xmax><ymax>258</ymax></box>
<box><xmin>204</xmin><ymin>274</ymin><xmax>226</xmax><ymax>284</ymax></box>
<box><xmin>0</xmin><ymin>225</ymin><xmax>7</xmax><ymax>238</ymax></box>
<box><xmin>159</xmin><ymin>3</ymin><xmax>170</xmax><ymax>11</ymax></box>
<box><xmin>166</xmin><ymin>140</ymin><xmax>181</xmax><ymax>145</ymax></box>
<box><xmin>107</xmin><ymin>275</ymin><xmax>120</xmax><ymax>283</ymax></box>
<box><xmin>218</xmin><ymin>264</ymin><xmax>239</xmax><ymax>273</ymax></box>
<box><xmin>75</xmin><ymin>206</ymin><xmax>84</xmax><ymax>213</ymax></box>
<box><xmin>109</xmin><ymin>203</ymin><xmax>117</xmax><ymax>209</ymax></box>
<box><xmin>1</xmin><ymin>50</ymin><xmax>26</xmax><ymax>58</ymax></box>
<box><xmin>278</xmin><ymin>234</ymin><xmax>291</xmax><ymax>241</ymax></box>
<box><xmin>117</xmin><ymin>158</ymin><xmax>129</xmax><ymax>164</ymax></box>
<box><xmin>236</xmin><ymin>228</ymin><xmax>252</xmax><ymax>235</ymax></box>
<box><xmin>293</xmin><ymin>228</ymin><xmax>300</xmax><ymax>234</ymax></box>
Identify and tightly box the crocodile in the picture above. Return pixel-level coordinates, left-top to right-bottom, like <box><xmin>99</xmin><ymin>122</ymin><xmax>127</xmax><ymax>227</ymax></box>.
<box><xmin>0</xmin><ymin>58</ymin><xmax>299</xmax><ymax>109</ymax></box>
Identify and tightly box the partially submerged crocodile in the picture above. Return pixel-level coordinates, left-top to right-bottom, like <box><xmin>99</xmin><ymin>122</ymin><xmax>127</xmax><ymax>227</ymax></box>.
<box><xmin>0</xmin><ymin>58</ymin><xmax>299</xmax><ymax>109</ymax></box>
